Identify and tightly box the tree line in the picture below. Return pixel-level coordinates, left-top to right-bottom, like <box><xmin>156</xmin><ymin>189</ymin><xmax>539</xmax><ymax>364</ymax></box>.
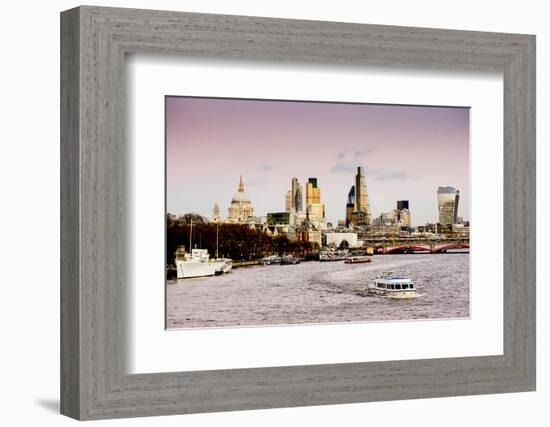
<box><xmin>166</xmin><ymin>213</ymin><xmax>315</xmax><ymax>265</ymax></box>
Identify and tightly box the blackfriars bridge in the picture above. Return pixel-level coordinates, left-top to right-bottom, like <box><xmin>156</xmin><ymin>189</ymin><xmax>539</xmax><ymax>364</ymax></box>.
<box><xmin>349</xmin><ymin>237</ymin><xmax>470</xmax><ymax>254</ymax></box>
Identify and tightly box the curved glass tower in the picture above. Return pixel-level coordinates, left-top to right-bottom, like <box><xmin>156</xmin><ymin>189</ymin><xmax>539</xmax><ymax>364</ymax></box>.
<box><xmin>437</xmin><ymin>186</ymin><xmax>460</xmax><ymax>225</ymax></box>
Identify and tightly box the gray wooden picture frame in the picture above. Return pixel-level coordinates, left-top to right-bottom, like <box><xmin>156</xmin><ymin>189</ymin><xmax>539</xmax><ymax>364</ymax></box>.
<box><xmin>60</xmin><ymin>5</ymin><xmax>536</xmax><ymax>420</ymax></box>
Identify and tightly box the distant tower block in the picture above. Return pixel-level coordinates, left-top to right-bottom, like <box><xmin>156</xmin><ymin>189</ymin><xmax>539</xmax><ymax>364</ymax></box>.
<box><xmin>306</xmin><ymin>177</ymin><xmax>321</xmax><ymax>206</ymax></box>
<box><xmin>397</xmin><ymin>200</ymin><xmax>409</xmax><ymax>211</ymax></box>
<box><xmin>290</xmin><ymin>177</ymin><xmax>303</xmax><ymax>212</ymax></box>
<box><xmin>211</xmin><ymin>202</ymin><xmax>221</xmax><ymax>223</ymax></box>
<box><xmin>437</xmin><ymin>186</ymin><xmax>460</xmax><ymax>225</ymax></box>
<box><xmin>399</xmin><ymin>208</ymin><xmax>411</xmax><ymax>226</ymax></box>
<box><xmin>352</xmin><ymin>166</ymin><xmax>370</xmax><ymax>225</ymax></box>
<box><xmin>396</xmin><ymin>200</ymin><xmax>410</xmax><ymax>226</ymax></box>
<box><xmin>294</xmin><ymin>185</ymin><xmax>303</xmax><ymax>212</ymax></box>
<box><xmin>304</xmin><ymin>177</ymin><xmax>325</xmax><ymax>222</ymax></box>
<box><xmin>285</xmin><ymin>190</ymin><xmax>293</xmax><ymax>212</ymax></box>
<box><xmin>345</xmin><ymin>185</ymin><xmax>355</xmax><ymax>227</ymax></box>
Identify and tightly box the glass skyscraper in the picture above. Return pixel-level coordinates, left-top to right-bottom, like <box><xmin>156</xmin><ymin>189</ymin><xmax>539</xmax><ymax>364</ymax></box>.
<box><xmin>290</xmin><ymin>177</ymin><xmax>303</xmax><ymax>212</ymax></box>
<box><xmin>353</xmin><ymin>166</ymin><xmax>370</xmax><ymax>225</ymax></box>
<box><xmin>345</xmin><ymin>185</ymin><xmax>355</xmax><ymax>227</ymax></box>
<box><xmin>397</xmin><ymin>200</ymin><xmax>409</xmax><ymax>211</ymax></box>
<box><xmin>437</xmin><ymin>186</ymin><xmax>460</xmax><ymax>225</ymax></box>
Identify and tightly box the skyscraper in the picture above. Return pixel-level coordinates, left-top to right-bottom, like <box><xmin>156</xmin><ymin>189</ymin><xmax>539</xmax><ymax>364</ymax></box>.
<box><xmin>304</xmin><ymin>177</ymin><xmax>325</xmax><ymax>222</ymax></box>
<box><xmin>306</xmin><ymin>178</ymin><xmax>321</xmax><ymax>206</ymax></box>
<box><xmin>345</xmin><ymin>185</ymin><xmax>355</xmax><ymax>227</ymax></box>
<box><xmin>397</xmin><ymin>208</ymin><xmax>411</xmax><ymax>227</ymax></box>
<box><xmin>350</xmin><ymin>166</ymin><xmax>370</xmax><ymax>226</ymax></box>
<box><xmin>289</xmin><ymin>177</ymin><xmax>303</xmax><ymax>213</ymax></box>
<box><xmin>437</xmin><ymin>186</ymin><xmax>460</xmax><ymax>225</ymax></box>
<box><xmin>285</xmin><ymin>190</ymin><xmax>292</xmax><ymax>212</ymax></box>
<box><xmin>294</xmin><ymin>185</ymin><xmax>303</xmax><ymax>212</ymax></box>
<box><xmin>397</xmin><ymin>200</ymin><xmax>409</xmax><ymax>211</ymax></box>
<box><xmin>396</xmin><ymin>200</ymin><xmax>410</xmax><ymax>226</ymax></box>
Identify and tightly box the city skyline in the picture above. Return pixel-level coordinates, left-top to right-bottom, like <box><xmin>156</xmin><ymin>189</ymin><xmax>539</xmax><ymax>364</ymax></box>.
<box><xmin>166</xmin><ymin>96</ymin><xmax>470</xmax><ymax>226</ymax></box>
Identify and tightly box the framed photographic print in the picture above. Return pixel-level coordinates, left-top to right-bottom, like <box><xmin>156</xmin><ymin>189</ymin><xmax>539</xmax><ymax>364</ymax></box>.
<box><xmin>61</xmin><ymin>6</ymin><xmax>536</xmax><ymax>420</ymax></box>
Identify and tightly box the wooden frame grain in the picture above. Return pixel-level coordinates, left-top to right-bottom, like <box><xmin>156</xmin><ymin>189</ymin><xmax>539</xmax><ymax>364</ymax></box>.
<box><xmin>60</xmin><ymin>5</ymin><xmax>536</xmax><ymax>420</ymax></box>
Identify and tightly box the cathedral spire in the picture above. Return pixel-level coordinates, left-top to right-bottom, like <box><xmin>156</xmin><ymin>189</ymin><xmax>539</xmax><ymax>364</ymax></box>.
<box><xmin>211</xmin><ymin>202</ymin><xmax>221</xmax><ymax>223</ymax></box>
<box><xmin>228</xmin><ymin>175</ymin><xmax>254</xmax><ymax>223</ymax></box>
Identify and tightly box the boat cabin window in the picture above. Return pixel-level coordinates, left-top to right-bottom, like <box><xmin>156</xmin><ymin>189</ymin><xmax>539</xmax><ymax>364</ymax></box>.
<box><xmin>377</xmin><ymin>283</ymin><xmax>385</xmax><ymax>289</ymax></box>
<box><xmin>395</xmin><ymin>284</ymin><xmax>401</xmax><ymax>290</ymax></box>
<box><xmin>402</xmin><ymin>284</ymin><xmax>408</xmax><ymax>289</ymax></box>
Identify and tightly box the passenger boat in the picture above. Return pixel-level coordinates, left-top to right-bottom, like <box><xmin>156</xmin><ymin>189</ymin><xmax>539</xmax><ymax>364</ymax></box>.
<box><xmin>319</xmin><ymin>253</ymin><xmax>340</xmax><ymax>262</ymax></box>
<box><xmin>319</xmin><ymin>250</ymin><xmax>348</xmax><ymax>262</ymax></box>
<box><xmin>261</xmin><ymin>255</ymin><xmax>281</xmax><ymax>265</ymax></box>
<box><xmin>345</xmin><ymin>256</ymin><xmax>372</xmax><ymax>264</ymax></box>
<box><xmin>366</xmin><ymin>272</ymin><xmax>418</xmax><ymax>299</ymax></box>
<box><xmin>211</xmin><ymin>258</ymin><xmax>233</xmax><ymax>275</ymax></box>
<box><xmin>280</xmin><ymin>255</ymin><xmax>300</xmax><ymax>265</ymax></box>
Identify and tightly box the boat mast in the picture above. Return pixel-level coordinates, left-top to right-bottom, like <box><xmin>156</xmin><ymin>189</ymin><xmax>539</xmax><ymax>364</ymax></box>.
<box><xmin>189</xmin><ymin>218</ymin><xmax>193</xmax><ymax>253</ymax></box>
<box><xmin>216</xmin><ymin>222</ymin><xmax>219</xmax><ymax>259</ymax></box>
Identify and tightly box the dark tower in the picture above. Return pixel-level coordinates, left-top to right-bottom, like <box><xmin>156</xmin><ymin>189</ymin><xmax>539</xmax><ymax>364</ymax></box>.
<box><xmin>397</xmin><ymin>200</ymin><xmax>409</xmax><ymax>210</ymax></box>
<box><xmin>345</xmin><ymin>185</ymin><xmax>355</xmax><ymax>227</ymax></box>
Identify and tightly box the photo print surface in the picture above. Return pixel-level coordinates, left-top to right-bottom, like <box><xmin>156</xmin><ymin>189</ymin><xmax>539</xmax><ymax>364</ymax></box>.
<box><xmin>166</xmin><ymin>96</ymin><xmax>470</xmax><ymax>329</ymax></box>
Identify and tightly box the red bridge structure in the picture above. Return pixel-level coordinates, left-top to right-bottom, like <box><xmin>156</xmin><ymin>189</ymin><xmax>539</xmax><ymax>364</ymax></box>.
<box><xmin>374</xmin><ymin>242</ymin><xmax>469</xmax><ymax>254</ymax></box>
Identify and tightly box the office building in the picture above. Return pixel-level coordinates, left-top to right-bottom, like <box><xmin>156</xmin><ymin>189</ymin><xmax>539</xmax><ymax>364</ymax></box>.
<box><xmin>287</xmin><ymin>177</ymin><xmax>303</xmax><ymax>213</ymax></box>
<box><xmin>437</xmin><ymin>186</ymin><xmax>460</xmax><ymax>225</ymax></box>
<box><xmin>345</xmin><ymin>185</ymin><xmax>355</xmax><ymax>227</ymax></box>
<box><xmin>306</xmin><ymin>178</ymin><xmax>321</xmax><ymax>205</ymax></box>
<box><xmin>267</xmin><ymin>212</ymin><xmax>291</xmax><ymax>225</ymax></box>
<box><xmin>285</xmin><ymin>190</ymin><xmax>292</xmax><ymax>212</ymax></box>
<box><xmin>324</xmin><ymin>232</ymin><xmax>360</xmax><ymax>248</ymax></box>
<box><xmin>395</xmin><ymin>200</ymin><xmax>411</xmax><ymax>226</ymax></box>
<box><xmin>348</xmin><ymin>166</ymin><xmax>371</xmax><ymax>226</ymax></box>
<box><xmin>397</xmin><ymin>200</ymin><xmax>409</xmax><ymax>211</ymax></box>
<box><xmin>304</xmin><ymin>177</ymin><xmax>325</xmax><ymax>222</ymax></box>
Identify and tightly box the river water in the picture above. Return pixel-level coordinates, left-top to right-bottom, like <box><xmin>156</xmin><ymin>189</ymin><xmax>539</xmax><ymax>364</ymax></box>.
<box><xmin>166</xmin><ymin>253</ymin><xmax>469</xmax><ymax>329</ymax></box>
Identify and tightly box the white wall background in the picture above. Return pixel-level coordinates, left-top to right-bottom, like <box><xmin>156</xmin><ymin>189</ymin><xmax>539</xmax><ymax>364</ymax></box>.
<box><xmin>0</xmin><ymin>1</ymin><xmax>546</xmax><ymax>426</ymax></box>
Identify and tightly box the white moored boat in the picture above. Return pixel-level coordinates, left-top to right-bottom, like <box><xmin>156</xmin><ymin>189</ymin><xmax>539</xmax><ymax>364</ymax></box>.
<box><xmin>176</xmin><ymin>248</ymin><xmax>216</xmax><ymax>279</ymax></box>
<box><xmin>211</xmin><ymin>258</ymin><xmax>233</xmax><ymax>275</ymax></box>
<box><xmin>175</xmin><ymin>219</ymin><xmax>232</xmax><ymax>279</ymax></box>
<box><xmin>211</xmin><ymin>221</ymin><xmax>232</xmax><ymax>274</ymax></box>
<box><xmin>366</xmin><ymin>271</ymin><xmax>418</xmax><ymax>299</ymax></box>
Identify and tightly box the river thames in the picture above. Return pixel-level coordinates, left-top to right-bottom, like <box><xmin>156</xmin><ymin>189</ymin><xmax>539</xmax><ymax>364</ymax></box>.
<box><xmin>166</xmin><ymin>253</ymin><xmax>469</xmax><ymax>329</ymax></box>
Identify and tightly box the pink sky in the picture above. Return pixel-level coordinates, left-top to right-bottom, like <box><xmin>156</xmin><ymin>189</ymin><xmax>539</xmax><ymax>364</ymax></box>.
<box><xmin>166</xmin><ymin>96</ymin><xmax>469</xmax><ymax>226</ymax></box>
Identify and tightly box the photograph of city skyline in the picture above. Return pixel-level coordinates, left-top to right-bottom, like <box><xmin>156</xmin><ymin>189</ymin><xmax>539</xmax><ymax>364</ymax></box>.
<box><xmin>166</xmin><ymin>96</ymin><xmax>470</xmax><ymax>329</ymax></box>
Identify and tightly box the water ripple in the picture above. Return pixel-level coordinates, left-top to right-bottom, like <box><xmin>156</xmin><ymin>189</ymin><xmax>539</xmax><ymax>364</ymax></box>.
<box><xmin>167</xmin><ymin>253</ymin><xmax>469</xmax><ymax>328</ymax></box>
